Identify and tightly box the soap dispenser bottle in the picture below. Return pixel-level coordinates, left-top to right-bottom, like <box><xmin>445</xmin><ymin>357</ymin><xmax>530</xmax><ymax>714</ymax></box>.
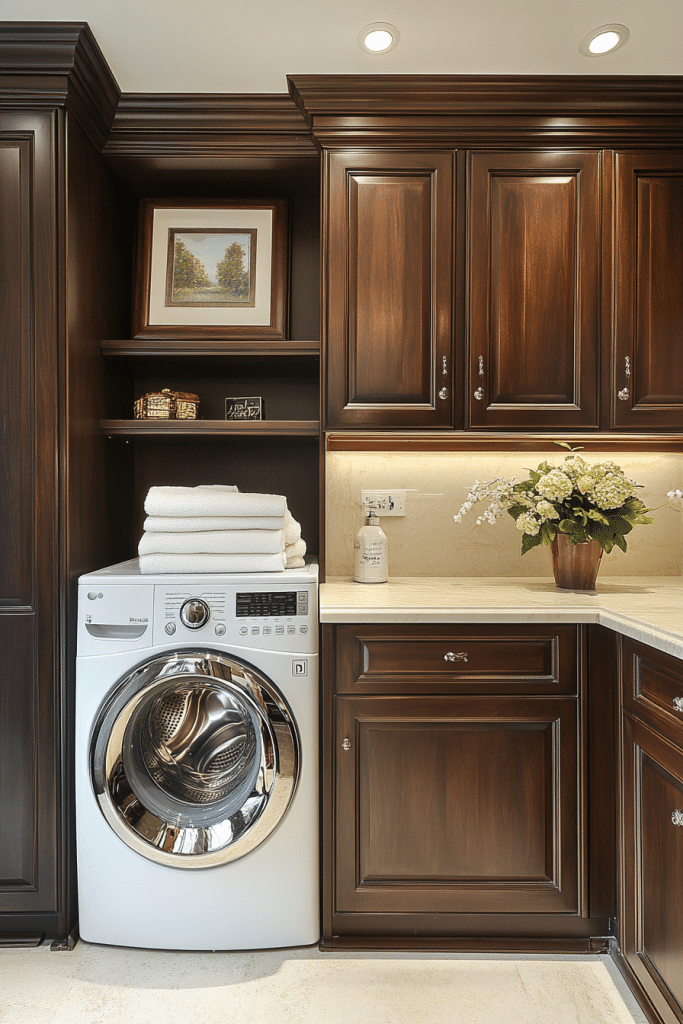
<box><xmin>353</xmin><ymin>511</ymin><xmax>389</xmax><ymax>583</ymax></box>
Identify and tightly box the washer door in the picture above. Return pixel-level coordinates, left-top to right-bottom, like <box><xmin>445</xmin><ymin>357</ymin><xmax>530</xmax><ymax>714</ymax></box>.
<box><xmin>90</xmin><ymin>650</ymin><xmax>300</xmax><ymax>868</ymax></box>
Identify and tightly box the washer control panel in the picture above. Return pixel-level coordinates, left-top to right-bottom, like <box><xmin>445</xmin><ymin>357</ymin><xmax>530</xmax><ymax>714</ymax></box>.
<box><xmin>153</xmin><ymin>583</ymin><xmax>317</xmax><ymax>653</ymax></box>
<box><xmin>236</xmin><ymin>591</ymin><xmax>308</xmax><ymax>618</ymax></box>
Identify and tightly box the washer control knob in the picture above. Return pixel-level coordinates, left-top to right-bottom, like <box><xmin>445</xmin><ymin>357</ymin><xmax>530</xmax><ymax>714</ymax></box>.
<box><xmin>179</xmin><ymin>598</ymin><xmax>210</xmax><ymax>630</ymax></box>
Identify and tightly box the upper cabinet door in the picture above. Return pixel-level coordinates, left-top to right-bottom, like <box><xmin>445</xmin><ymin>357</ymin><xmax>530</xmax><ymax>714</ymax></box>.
<box><xmin>324</xmin><ymin>151</ymin><xmax>454</xmax><ymax>429</ymax></box>
<box><xmin>613</xmin><ymin>153</ymin><xmax>683</xmax><ymax>430</ymax></box>
<box><xmin>468</xmin><ymin>151</ymin><xmax>601</xmax><ymax>430</ymax></box>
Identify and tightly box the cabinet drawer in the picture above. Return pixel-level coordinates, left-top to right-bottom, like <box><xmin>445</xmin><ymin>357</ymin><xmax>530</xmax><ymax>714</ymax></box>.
<box><xmin>622</xmin><ymin>638</ymin><xmax>683</xmax><ymax>746</ymax></box>
<box><xmin>335</xmin><ymin>624</ymin><xmax>577</xmax><ymax>695</ymax></box>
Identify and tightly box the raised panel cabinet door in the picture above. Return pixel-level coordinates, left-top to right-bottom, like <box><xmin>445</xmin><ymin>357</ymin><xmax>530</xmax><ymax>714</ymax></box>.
<box><xmin>0</xmin><ymin>115</ymin><xmax>60</xmax><ymax>919</ymax></box>
<box><xmin>324</xmin><ymin>150</ymin><xmax>454</xmax><ymax>428</ymax></box>
<box><xmin>621</xmin><ymin>714</ymin><xmax>683</xmax><ymax>1024</ymax></box>
<box><xmin>334</xmin><ymin>695</ymin><xmax>581</xmax><ymax>917</ymax></box>
<box><xmin>468</xmin><ymin>151</ymin><xmax>600</xmax><ymax>430</ymax></box>
<box><xmin>613</xmin><ymin>152</ymin><xmax>683</xmax><ymax>430</ymax></box>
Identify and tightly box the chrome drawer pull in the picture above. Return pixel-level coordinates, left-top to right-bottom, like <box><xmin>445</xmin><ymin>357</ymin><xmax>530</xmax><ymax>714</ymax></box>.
<box><xmin>672</xmin><ymin>810</ymin><xmax>683</xmax><ymax>827</ymax></box>
<box><xmin>444</xmin><ymin>651</ymin><xmax>468</xmax><ymax>663</ymax></box>
<box><xmin>673</xmin><ymin>697</ymin><xmax>683</xmax><ymax>712</ymax></box>
<box><xmin>342</xmin><ymin>738</ymin><xmax>351</xmax><ymax>751</ymax></box>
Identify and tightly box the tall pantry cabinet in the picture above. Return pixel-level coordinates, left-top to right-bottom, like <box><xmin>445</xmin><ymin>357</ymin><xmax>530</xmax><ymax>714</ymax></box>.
<box><xmin>0</xmin><ymin>24</ymin><xmax>129</xmax><ymax>944</ymax></box>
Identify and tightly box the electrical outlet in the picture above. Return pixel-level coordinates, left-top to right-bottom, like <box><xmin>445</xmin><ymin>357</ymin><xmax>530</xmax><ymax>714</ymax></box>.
<box><xmin>361</xmin><ymin>489</ymin><xmax>406</xmax><ymax>516</ymax></box>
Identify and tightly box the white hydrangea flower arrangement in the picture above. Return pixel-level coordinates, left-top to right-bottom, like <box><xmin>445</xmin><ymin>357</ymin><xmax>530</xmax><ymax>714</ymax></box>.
<box><xmin>453</xmin><ymin>444</ymin><xmax>656</xmax><ymax>556</ymax></box>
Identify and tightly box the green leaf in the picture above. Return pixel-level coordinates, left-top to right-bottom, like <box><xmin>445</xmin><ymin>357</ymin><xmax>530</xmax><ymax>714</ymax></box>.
<box><xmin>539</xmin><ymin>521</ymin><xmax>556</xmax><ymax>546</ymax></box>
<box><xmin>521</xmin><ymin>532</ymin><xmax>543</xmax><ymax>555</ymax></box>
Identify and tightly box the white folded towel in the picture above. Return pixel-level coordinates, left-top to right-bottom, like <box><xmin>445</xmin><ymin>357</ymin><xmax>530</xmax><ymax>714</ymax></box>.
<box><xmin>144</xmin><ymin>486</ymin><xmax>287</xmax><ymax>518</ymax></box>
<box><xmin>139</xmin><ymin>529</ymin><xmax>285</xmax><ymax>556</ymax></box>
<box><xmin>143</xmin><ymin>515</ymin><xmax>285</xmax><ymax>533</ymax></box>
<box><xmin>284</xmin><ymin>509</ymin><xmax>302</xmax><ymax>546</ymax></box>
<box><xmin>285</xmin><ymin>537</ymin><xmax>307</xmax><ymax>559</ymax></box>
<box><xmin>139</xmin><ymin>552</ymin><xmax>286</xmax><ymax>575</ymax></box>
<box><xmin>285</xmin><ymin>555</ymin><xmax>306</xmax><ymax>569</ymax></box>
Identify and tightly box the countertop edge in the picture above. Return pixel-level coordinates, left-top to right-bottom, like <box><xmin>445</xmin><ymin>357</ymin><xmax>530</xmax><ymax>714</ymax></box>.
<box><xmin>319</xmin><ymin>576</ymin><xmax>683</xmax><ymax>660</ymax></box>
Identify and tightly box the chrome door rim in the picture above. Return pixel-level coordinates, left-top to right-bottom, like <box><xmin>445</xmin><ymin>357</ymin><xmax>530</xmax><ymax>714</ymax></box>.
<box><xmin>90</xmin><ymin>650</ymin><xmax>299</xmax><ymax>869</ymax></box>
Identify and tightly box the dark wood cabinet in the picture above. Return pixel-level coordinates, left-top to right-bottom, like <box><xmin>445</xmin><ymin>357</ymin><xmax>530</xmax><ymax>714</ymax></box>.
<box><xmin>323</xmin><ymin>150</ymin><xmax>455</xmax><ymax>429</ymax></box>
<box><xmin>468</xmin><ymin>151</ymin><xmax>601</xmax><ymax>430</ymax></box>
<box><xmin>613</xmin><ymin>152</ymin><xmax>683</xmax><ymax>431</ymax></box>
<box><xmin>322</xmin><ymin>623</ymin><xmax>612</xmax><ymax>946</ymax></box>
<box><xmin>0</xmin><ymin>111</ymin><xmax>64</xmax><ymax>940</ymax></box>
<box><xmin>621</xmin><ymin>715</ymin><xmax>683</xmax><ymax>1024</ymax></box>
<box><xmin>620</xmin><ymin>639</ymin><xmax>683</xmax><ymax>1024</ymax></box>
<box><xmin>334</xmin><ymin>693</ymin><xmax>581</xmax><ymax>918</ymax></box>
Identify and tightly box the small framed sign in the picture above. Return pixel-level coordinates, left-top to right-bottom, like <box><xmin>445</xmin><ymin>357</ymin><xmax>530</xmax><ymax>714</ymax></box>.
<box><xmin>225</xmin><ymin>396</ymin><xmax>264</xmax><ymax>421</ymax></box>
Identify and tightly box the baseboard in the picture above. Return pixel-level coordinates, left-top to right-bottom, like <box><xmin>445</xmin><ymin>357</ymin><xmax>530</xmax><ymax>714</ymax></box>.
<box><xmin>608</xmin><ymin>941</ymin><xmax>669</xmax><ymax>1024</ymax></box>
<box><xmin>321</xmin><ymin>935</ymin><xmax>611</xmax><ymax>954</ymax></box>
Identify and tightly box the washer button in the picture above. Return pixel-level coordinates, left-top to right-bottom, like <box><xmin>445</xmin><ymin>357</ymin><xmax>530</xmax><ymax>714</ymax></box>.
<box><xmin>239</xmin><ymin>626</ymin><xmax>248</xmax><ymax>636</ymax></box>
<box><xmin>165</xmin><ymin>622</ymin><xmax>176</xmax><ymax>635</ymax></box>
<box><xmin>275</xmin><ymin>626</ymin><xmax>285</xmax><ymax>634</ymax></box>
<box><xmin>287</xmin><ymin>625</ymin><xmax>296</xmax><ymax>635</ymax></box>
<box><xmin>300</xmin><ymin>625</ymin><xmax>308</xmax><ymax>634</ymax></box>
<box><xmin>215</xmin><ymin>623</ymin><xmax>226</xmax><ymax>636</ymax></box>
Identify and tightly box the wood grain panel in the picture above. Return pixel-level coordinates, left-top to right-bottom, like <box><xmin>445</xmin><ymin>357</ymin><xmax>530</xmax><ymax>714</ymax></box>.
<box><xmin>335</xmin><ymin>624</ymin><xmax>577</xmax><ymax>695</ymax></box>
<box><xmin>349</xmin><ymin>173</ymin><xmax>431</xmax><ymax>402</ymax></box>
<box><xmin>0</xmin><ymin>137</ymin><xmax>32</xmax><ymax>605</ymax></box>
<box><xmin>335</xmin><ymin>695</ymin><xmax>580</xmax><ymax>915</ymax></box>
<box><xmin>325</xmin><ymin>150</ymin><xmax>453</xmax><ymax>428</ymax></box>
<box><xmin>469</xmin><ymin>151</ymin><xmax>600</xmax><ymax>430</ymax></box>
<box><xmin>614</xmin><ymin>153</ymin><xmax>683</xmax><ymax>430</ymax></box>
<box><xmin>0</xmin><ymin>617</ymin><xmax>36</xmax><ymax>891</ymax></box>
<box><xmin>622</xmin><ymin>638</ymin><xmax>683</xmax><ymax>750</ymax></box>
<box><xmin>621</xmin><ymin>714</ymin><xmax>683</xmax><ymax>1024</ymax></box>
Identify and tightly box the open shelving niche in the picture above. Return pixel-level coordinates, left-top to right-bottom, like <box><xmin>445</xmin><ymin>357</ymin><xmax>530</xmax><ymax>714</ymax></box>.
<box><xmin>96</xmin><ymin>99</ymin><xmax>322</xmax><ymax>558</ymax></box>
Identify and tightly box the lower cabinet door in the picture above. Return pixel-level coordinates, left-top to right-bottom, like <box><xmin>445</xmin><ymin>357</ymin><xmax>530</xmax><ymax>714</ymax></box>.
<box><xmin>621</xmin><ymin>714</ymin><xmax>683</xmax><ymax>1024</ymax></box>
<box><xmin>335</xmin><ymin>695</ymin><xmax>581</xmax><ymax>917</ymax></box>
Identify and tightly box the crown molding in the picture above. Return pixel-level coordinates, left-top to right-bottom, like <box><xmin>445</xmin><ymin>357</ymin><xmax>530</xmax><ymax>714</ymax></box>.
<box><xmin>0</xmin><ymin>22</ymin><xmax>120</xmax><ymax>150</ymax></box>
<box><xmin>289</xmin><ymin>74</ymin><xmax>683</xmax><ymax>148</ymax></box>
<box><xmin>105</xmin><ymin>93</ymin><xmax>317</xmax><ymax>160</ymax></box>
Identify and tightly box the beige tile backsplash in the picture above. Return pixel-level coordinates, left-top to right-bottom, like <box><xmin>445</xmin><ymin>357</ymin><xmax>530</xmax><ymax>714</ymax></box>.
<box><xmin>325</xmin><ymin>450</ymin><xmax>683</xmax><ymax>577</ymax></box>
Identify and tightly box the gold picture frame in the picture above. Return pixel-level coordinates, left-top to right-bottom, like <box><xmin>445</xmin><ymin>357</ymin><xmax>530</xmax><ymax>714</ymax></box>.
<box><xmin>133</xmin><ymin>199</ymin><xmax>288</xmax><ymax>341</ymax></box>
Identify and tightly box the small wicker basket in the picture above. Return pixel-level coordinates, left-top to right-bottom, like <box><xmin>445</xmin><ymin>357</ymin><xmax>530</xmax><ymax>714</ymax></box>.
<box><xmin>134</xmin><ymin>389</ymin><xmax>200</xmax><ymax>420</ymax></box>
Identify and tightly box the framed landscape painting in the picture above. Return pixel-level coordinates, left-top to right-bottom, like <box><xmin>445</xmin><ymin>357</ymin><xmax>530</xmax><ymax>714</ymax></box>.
<box><xmin>133</xmin><ymin>199</ymin><xmax>288</xmax><ymax>341</ymax></box>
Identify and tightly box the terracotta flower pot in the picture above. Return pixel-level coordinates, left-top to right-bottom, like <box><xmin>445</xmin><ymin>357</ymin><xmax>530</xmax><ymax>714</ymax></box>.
<box><xmin>550</xmin><ymin>532</ymin><xmax>603</xmax><ymax>590</ymax></box>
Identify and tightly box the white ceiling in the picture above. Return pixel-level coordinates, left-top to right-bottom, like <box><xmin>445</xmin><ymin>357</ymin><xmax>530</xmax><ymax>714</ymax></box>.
<box><xmin>1</xmin><ymin>0</ymin><xmax>682</xmax><ymax>94</ymax></box>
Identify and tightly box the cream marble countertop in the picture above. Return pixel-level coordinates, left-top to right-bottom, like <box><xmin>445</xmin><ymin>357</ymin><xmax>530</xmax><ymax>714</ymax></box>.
<box><xmin>320</xmin><ymin>576</ymin><xmax>683</xmax><ymax>660</ymax></box>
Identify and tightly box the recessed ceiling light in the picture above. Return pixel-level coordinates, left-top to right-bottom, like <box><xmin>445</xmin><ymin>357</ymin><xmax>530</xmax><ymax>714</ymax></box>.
<box><xmin>357</xmin><ymin>22</ymin><xmax>400</xmax><ymax>55</ymax></box>
<box><xmin>579</xmin><ymin>24</ymin><xmax>630</xmax><ymax>57</ymax></box>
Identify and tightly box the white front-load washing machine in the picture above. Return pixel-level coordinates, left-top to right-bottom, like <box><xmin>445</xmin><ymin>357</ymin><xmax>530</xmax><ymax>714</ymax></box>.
<box><xmin>75</xmin><ymin>559</ymin><xmax>319</xmax><ymax>950</ymax></box>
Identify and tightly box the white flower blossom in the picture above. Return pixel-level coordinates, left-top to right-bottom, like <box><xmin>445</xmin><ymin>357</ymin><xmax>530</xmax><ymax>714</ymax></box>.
<box><xmin>535</xmin><ymin>469</ymin><xmax>573</xmax><ymax>502</ymax></box>
<box><xmin>535</xmin><ymin>499</ymin><xmax>560</xmax><ymax>520</ymax></box>
<box><xmin>516</xmin><ymin>512</ymin><xmax>541</xmax><ymax>535</ymax></box>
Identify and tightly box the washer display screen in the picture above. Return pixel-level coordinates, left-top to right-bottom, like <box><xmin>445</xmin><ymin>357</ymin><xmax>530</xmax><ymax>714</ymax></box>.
<box><xmin>236</xmin><ymin>592</ymin><xmax>297</xmax><ymax>617</ymax></box>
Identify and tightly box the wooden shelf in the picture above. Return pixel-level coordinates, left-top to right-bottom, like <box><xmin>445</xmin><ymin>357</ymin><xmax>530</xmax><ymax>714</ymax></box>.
<box><xmin>102</xmin><ymin>419</ymin><xmax>320</xmax><ymax>438</ymax></box>
<box><xmin>102</xmin><ymin>339</ymin><xmax>320</xmax><ymax>358</ymax></box>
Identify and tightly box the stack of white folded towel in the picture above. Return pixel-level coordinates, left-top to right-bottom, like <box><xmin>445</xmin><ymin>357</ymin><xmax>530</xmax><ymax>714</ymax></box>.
<box><xmin>137</xmin><ymin>485</ymin><xmax>307</xmax><ymax>575</ymax></box>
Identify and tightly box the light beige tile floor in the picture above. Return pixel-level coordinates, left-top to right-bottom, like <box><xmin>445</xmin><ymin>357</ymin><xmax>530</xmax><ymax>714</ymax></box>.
<box><xmin>0</xmin><ymin>942</ymin><xmax>649</xmax><ymax>1024</ymax></box>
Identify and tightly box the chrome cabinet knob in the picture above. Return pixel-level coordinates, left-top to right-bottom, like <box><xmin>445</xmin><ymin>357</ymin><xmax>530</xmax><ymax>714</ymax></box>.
<box><xmin>673</xmin><ymin>697</ymin><xmax>683</xmax><ymax>712</ymax></box>
<box><xmin>473</xmin><ymin>387</ymin><xmax>485</xmax><ymax>401</ymax></box>
<box><xmin>618</xmin><ymin>388</ymin><xmax>630</xmax><ymax>401</ymax></box>
<box><xmin>444</xmin><ymin>651</ymin><xmax>468</xmax><ymax>663</ymax></box>
<box><xmin>439</xmin><ymin>387</ymin><xmax>449</xmax><ymax>400</ymax></box>
<box><xmin>342</xmin><ymin>738</ymin><xmax>351</xmax><ymax>751</ymax></box>
<box><xmin>672</xmin><ymin>809</ymin><xmax>683</xmax><ymax>826</ymax></box>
